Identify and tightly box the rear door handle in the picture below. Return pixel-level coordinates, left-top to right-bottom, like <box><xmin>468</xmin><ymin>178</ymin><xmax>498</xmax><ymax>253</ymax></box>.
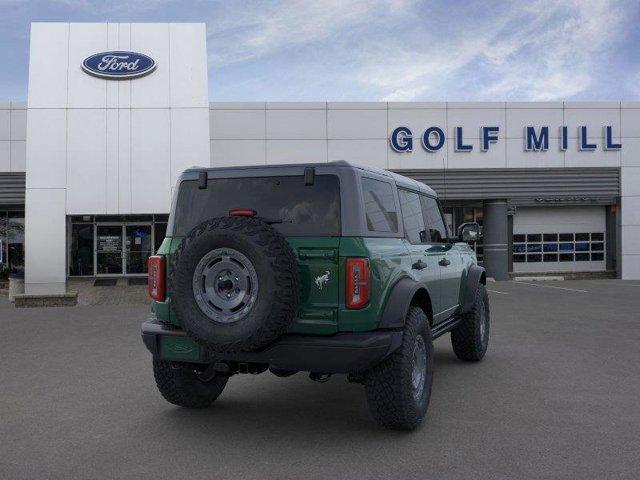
<box><xmin>438</xmin><ymin>257</ymin><xmax>451</xmax><ymax>267</ymax></box>
<box><xmin>412</xmin><ymin>260</ymin><xmax>427</xmax><ymax>270</ymax></box>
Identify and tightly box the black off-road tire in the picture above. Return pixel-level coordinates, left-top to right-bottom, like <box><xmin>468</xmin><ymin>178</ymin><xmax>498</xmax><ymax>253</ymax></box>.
<box><xmin>451</xmin><ymin>283</ymin><xmax>490</xmax><ymax>361</ymax></box>
<box><xmin>169</xmin><ymin>216</ymin><xmax>300</xmax><ymax>353</ymax></box>
<box><xmin>153</xmin><ymin>360</ymin><xmax>228</xmax><ymax>408</ymax></box>
<box><xmin>364</xmin><ymin>306</ymin><xmax>434</xmax><ymax>430</ymax></box>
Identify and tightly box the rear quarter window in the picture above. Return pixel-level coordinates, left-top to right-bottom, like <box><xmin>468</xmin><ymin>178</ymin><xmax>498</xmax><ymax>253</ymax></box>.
<box><xmin>361</xmin><ymin>177</ymin><xmax>398</xmax><ymax>233</ymax></box>
<box><xmin>172</xmin><ymin>175</ymin><xmax>341</xmax><ymax>237</ymax></box>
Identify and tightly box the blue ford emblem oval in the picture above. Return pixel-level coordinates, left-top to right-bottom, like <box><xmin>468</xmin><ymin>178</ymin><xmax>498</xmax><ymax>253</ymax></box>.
<box><xmin>82</xmin><ymin>51</ymin><xmax>156</xmax><ymax>80</ymax></box>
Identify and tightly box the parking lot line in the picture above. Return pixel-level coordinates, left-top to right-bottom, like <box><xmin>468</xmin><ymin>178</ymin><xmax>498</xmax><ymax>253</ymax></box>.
<box><xmin>514</xmin><ymin>281</ymin><xmax>588</xmax><ymax>293</ymax></box>
<box><xmin>487</xmin><ymin>289</ymin><xmax>509</xmax><ymax>295</ymax></box>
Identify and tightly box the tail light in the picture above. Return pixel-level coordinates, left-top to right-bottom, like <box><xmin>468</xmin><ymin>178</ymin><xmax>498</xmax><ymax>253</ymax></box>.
<box><xmin>148</xmin><ymin>255</ymin><xmax>165</xmax><ymax>301</ymax></box>
<box><xmin>346</xmin><ymin>258</ymin><xmax>370</xmax><ymax>309</ymax></box>
<box><xmin>229</xmin><ymin>209</ymin><xmax>256</xmax><ymax>217</ymax></box>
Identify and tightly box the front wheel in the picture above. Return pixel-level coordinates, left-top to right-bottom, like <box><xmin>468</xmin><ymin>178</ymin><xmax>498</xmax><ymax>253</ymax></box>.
<box><xmin>364</xmin><ymin>306</ymin><xmax>434</xmax><ymax>430</ymax></box>
<box><xmin>153</xmin><ymin>360</ymin><xmax>228</xmax><ymax>408</ymax></box>
<box><xmin>451</xmin><ymin>283</ymin><xmax>490</xmax><ymax>361</ymax></box>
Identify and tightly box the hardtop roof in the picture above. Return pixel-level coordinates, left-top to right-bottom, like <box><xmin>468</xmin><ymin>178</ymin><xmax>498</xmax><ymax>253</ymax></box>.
<box><xmin>184</xmin><ymin>160</ymin><xmax>437</xmax><ymax>197</ymax></box>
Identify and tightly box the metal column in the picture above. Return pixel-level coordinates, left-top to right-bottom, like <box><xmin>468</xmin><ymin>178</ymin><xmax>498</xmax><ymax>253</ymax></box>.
<box><xmin>483</xmin><ymin>200</ymin><xmax>509</xmax><ymax>280</ymax></box>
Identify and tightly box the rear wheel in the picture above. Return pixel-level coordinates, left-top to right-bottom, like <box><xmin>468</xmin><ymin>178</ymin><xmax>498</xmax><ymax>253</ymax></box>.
<box><xmin>451</xmin><ymin>283</ymin><xmax>490</xmax><ymax>361</ymax></box>
<box><xmin>153</xmin><ymin>360</ymin><xmax>228</xmax><ymax>408</ymax></box>
<box><xmin>364</xmin><ymin>306</ymin><xmax>433</xmax><ymax>430</ymax></box>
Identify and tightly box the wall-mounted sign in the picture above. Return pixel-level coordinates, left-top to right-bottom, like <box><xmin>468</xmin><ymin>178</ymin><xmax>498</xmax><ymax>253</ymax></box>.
<box><xmin>82</xmin><ymin>51</ymin><xmax>156</xmax><ymax>80</ymax></box>
<box><xmin>390</xmin><ymin>125</ymin><xmax>622</xmax><ymax>153</ymax></box>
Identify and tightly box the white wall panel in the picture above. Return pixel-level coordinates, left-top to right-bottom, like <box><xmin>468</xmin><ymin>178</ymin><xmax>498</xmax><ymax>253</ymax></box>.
<box><xmin>10</xmin><ymin>109</ymin><xmax>26</xmax><ymax>140</ymax></box>
<box><xmin>106</xmin><ymin>23</ymin><xmax>119</xmax><ymax>108</ymax></box>
<box><xmin>621</xmin><ymin>138</ymin><xmax>640</xmax><ymax>167</ymax></box>
<box><xmin>564</xmin><ymin>143</ymin><xmax>620</xmax><ymax>168</ymax></box>
<box><xmin>564</xmin><ymin>107</ymin><xmax>620</xmax><ymax>138</ymax></box>
<box><xmin>621</xmin><ymin>252</ymin><xmax>640</xmax><ymax>279</ymax></box>
<box><xmin>66</xmin><ymin>109</ymin><xmax>107</xmax><ymax>214</ymax></box>
<box><xmin>210</xmin><ymin>109</ymin><xmax>265</xmax><ymax>139</ymax></box>
<box><xmin>28</xmin><ymin>23</ymin><xmax>68</xmax><ymax>108</ymax></box>
<box><xmin>0</xmin><ymin>141</ymin><xmax>9</xmax><ymax>171</ymax></box>
<box><xmin>266</xmin><ymin>140</ymin><xmax>327</xmax><ymax>164</ymax></box>
<box><xmin>621</xmin><ymin>108</ymin><xmax>640</xmax><ymax>138</ymax></box>
<box><xmin>131</xmin><ymin>23</ymin><xmax>170</xmax><ymax>108</ymax></box>
<box><xmin>506</xmin><ymin>108</ymin><xmax>563</xmax><ymax>138</ymax></box>
<box><xmin>328</xmin><ymin>139</ymin><xmax>387</xmax><ymax>168</ymax></box>
<box><xmin>211</xmin><ymin>140</ymin><xmax>265</xmax><ymax>167</ymax></box>
<box><xmin>446</xmin><ymin>138</ymin><xmax>505</xmax><ymax>169</ymax></box>
<box><xmin>171</xmin><ymin>108</ymin><xmax>211</xmax><ymax>184</ymax></box>
<box><xmin>11</xmin><ymin>141</ymin><xmax>26</xmax><ymax>172</ymax></box>
<box><xmin>105</xmin><ymin>108</ymin><xmax>119</xmax><ymax>213</ymax></box>
<box><xmin>621</xmin><ymin>196</ymin><xmax>640</xmax><ymax>226</ymax></box>
<box><xmin>327</xmin><ymin>109</ymin><xmax>386</xmax><ymax>139</ymax></box>
<box><xmin>621</xmin><ymin>166</ymin><xmax>640</xmax><ymax>196</ymax></box>
<box><xmin>267</xmin><ymin>102</ymin><xmax>325</xmax><ymax>110</ymax></box>
<box><xmin>388</xmin><ymin>102</ymin><xmax>445</xmax><ymax>110</ymax></box>
<box><xmin>266</xmin><ymin>110</ymin><xmax>326</xmax><ymax>139</ymax></box>
<box><xmin>447</xmin><ymin>108</ymin><xmax>506</xmax><ymax>136</ymax></box>
<box><xmin>118</xmin><ymin>109</ymin><xmax>132</xmax><ymax>212</ymax></box>
<box><xmin>25</xmin><ymin>109</ymin><xmax>67</xmax><ymax>189</ymax></box>
<box><xmin>387</xmin><ymin>108</ymin><xmax>447</xmax><ymax>139</ymax></box>
<box><xmin>506</xmin><ymin>138</ymin><xmax>564</xmax><ymax>168</ymax></box>
<box><xmin>67</xmin><ymin>23</ymin><xmax>108</xmax><ymax>109</ymax></box>
<box><xmin>25</xmin><ymin>188</ymin><xmax>66</xmax><ymax>294</ymax></box>
<box><xmin>130</xmin><ymin>108</ymin><xmax>171</xmax><ymax>212</ymax></box>
<box><xmin>117</xmin><ymin>23</ymin><xmax>132</xmax><ymax>109</ymax></box>
<box><xmin>169</xmin><ymin>23</ymin><xmax>208</xmax><ymax>107</ymax></box>
<box><xmin>389</xmin><ymin>147</ymin><xmax>447</xmax><ymax>170</ymax></box>
<box><xmin>0</xmin><ymin>110</ymin><xmax>9</xmax><ymax>140</ymax></box>
<box><xmin>621</xmin><ymin>226</ymin><xmax>640</xmax><ymax>254</ymax></box>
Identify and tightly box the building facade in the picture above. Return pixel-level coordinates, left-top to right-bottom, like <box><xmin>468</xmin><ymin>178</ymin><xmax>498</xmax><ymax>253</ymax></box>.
<box><xmin>0</xmin><ymin>22</ymin><xmax>639</xmax><ymax>294</ymax></box>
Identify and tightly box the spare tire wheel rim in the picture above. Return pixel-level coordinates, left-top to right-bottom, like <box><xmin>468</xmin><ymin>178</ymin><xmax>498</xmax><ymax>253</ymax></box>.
<box><xmin>192</xmin><ymin>248</ymin><xmax>259</xmax><ymax>323</ymax></box>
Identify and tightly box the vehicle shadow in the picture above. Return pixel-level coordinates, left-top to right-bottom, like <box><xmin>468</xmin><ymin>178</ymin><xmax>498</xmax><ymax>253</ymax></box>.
<box><xmin>137</xmin><ymin>347</ymin><xmax>477</xmax><ymax>441</ymax></box>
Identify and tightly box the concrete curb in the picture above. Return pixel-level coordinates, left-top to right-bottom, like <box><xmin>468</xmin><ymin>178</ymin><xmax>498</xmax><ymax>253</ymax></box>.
<box><xmin>14</xmin><ymin>291</ymin><xmax>78</xmax><ymax>308</ymax></box>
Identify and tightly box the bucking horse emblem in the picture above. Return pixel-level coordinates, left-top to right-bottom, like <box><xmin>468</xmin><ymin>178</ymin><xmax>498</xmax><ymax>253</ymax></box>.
<box><xmin>315</xmin><ymin>270</ymin><xmax>331</xmax><ymax>291</ymax></box>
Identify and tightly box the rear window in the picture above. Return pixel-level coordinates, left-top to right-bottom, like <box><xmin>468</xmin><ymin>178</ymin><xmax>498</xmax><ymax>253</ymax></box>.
<box><xmin>173</xmin><ymin>175</ymin><xmax>341</xmax><ymax>237</ymax></box>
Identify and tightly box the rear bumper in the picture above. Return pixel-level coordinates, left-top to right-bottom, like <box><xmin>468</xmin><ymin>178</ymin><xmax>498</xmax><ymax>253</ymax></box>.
<box><xmin>141</xmin><ymin>319</ymin><xmax>402</xmax><ymax>374</ymax></box>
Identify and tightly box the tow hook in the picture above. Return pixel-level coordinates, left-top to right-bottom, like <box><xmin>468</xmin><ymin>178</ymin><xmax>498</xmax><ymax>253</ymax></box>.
<box><xmin>309</xmin><ymin>372</ymin><xmax>332</xmax><ymax>383</ymax></box>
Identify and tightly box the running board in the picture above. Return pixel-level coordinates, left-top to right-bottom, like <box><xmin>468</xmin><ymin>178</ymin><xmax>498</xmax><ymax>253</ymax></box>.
<box><xmin>432</xmin><ymin>315</ymin><xmax>462</xmax><ymax>339</ymax></box>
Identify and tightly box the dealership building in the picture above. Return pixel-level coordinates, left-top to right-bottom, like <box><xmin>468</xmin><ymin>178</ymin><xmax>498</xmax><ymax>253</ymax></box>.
<box><xmin>1</xmin><ymin>22</ymin><xmax>640</xmax><ymax>295</ymax></box>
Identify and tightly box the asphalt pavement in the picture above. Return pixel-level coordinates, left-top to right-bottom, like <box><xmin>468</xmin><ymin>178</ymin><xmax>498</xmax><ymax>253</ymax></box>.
<box><xmin>1</xmin><ymin>280</ymin><xmax>639</xmax><ymax>479</ymax></box>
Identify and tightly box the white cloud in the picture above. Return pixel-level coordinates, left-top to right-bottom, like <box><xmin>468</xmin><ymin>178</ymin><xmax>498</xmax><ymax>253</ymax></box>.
<box><xmin>208</xmin><ymin>0</ymin><xmax>413</xmax><ymax>66</ymax></box>
<box><xmin>357</xmin><ymin>0</ymin><xmax>628</xmax><ymax>101</ymax></box>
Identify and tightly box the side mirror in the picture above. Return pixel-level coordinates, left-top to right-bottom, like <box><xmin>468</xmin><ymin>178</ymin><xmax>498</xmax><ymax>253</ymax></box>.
<box><xmin>457</xmin><ymin>222</ymin><xmax>480</xmax><ymax>243</ymax></box>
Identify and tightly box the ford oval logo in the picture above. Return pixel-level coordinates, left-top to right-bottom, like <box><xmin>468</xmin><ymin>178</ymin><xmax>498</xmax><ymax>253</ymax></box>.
<box><xmin>82</xmin><ymin>51</ymin><xmax>156</xmax><ymax>80</ymax></box>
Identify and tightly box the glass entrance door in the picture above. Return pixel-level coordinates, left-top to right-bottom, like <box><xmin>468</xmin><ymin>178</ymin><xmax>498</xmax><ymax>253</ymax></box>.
<box><xmin>96</xmin><ymin>225</ymin><xmax>123</xmax><ymax>275</ymax></box>
<box><xmin>125</xmin><ymin>225</ymin><xmax>152</xmax><ymax>275</ymax></box>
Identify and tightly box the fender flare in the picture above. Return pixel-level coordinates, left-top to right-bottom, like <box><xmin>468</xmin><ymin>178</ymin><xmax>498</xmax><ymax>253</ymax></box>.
<box><xmin>461</xmin><ymin>264</ymin><xmax>486</xmax><ymax>314</ymax></box>
<box><xmin>378</xmin><ymin>277</ymin><xmax>430</xmax><ymax>329</ymax></box>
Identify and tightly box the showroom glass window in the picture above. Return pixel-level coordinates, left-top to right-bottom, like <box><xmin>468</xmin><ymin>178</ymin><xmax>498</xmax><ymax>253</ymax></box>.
<box><xmin>0</xmin><ymin>211</ymin><xmax>25</xmax><ymax>275</ymax></box>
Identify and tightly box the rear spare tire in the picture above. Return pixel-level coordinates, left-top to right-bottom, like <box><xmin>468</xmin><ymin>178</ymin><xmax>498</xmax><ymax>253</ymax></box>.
<box><xmin>169</xmin><ymin>216</ymin><xmax>299</xmax><ymax>352</ymax></box>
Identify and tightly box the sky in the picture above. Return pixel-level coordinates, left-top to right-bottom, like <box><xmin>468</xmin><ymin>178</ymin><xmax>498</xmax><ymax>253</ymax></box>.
<box><xmin>1</xmin><ymin>0</ymin><xmax>639</xmax><ymax>102</ymax></box>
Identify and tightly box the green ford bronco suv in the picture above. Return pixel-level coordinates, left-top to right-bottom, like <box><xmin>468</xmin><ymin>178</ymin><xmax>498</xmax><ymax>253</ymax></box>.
<box><xmin>142</xmin><ymin>161</ymin><xmax>489</xmax><ymax>430</ymax></box>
